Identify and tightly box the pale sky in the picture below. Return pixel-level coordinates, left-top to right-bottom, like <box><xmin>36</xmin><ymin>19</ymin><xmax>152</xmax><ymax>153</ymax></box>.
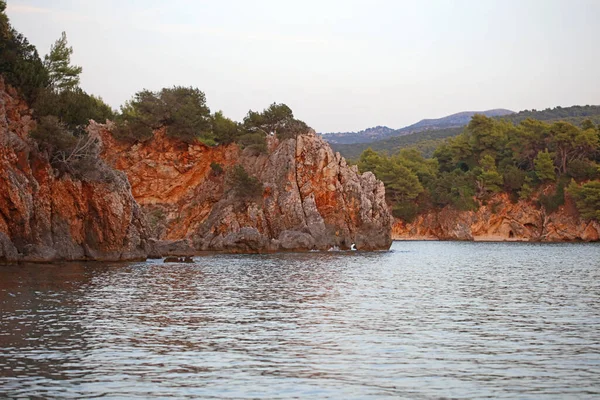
<box><xmin>6</xmin><ymin>0</ymin><xmax>600</xmax><ymax>132</ymax></box>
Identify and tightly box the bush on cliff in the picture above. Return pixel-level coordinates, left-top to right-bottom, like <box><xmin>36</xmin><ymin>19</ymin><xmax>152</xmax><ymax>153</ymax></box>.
<box><xmin>210</xmin><ymin>162</ymin><xmax>224</xmax><ymax>176</ymax></box>
<box><xmin>31</xmin><ymin>115</ymin><xmax>116</xmax><ymax>183</ymax></box>
<box><xmin>33</xmin><ymin>87</ymin><xmax>114</xmax><ymax>134</ymax></box>
<box><xmin>212</xmin><ymin>111</ymin><xmax>243</xmax><ymax>144</ymax></box>
<box><xmin>114</xmin><ymin>87</ymin><xmax>213</xmax><ymax>143</ymax></box>
<box><xmin>236</xmin><ymin>132</ymin><xmax>268</xmax><ymax>154</ymax></box>
<box><xmin>227</xmin><ymin>165</ymin><xmax>263</xmax><ymax>202</ymax></box>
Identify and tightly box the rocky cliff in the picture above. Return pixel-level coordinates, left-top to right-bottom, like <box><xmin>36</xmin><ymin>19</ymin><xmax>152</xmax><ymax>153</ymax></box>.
<box><xmin>98</xmin><ymin>125</ymin><xmax>392</xmax><ymax>254</ymax></box>
<box><xmin>0</xmin><ymin>79</ymin><xmax>150</xmax><ymax>262</ymax></box>
<box><xmin>392</xmin><ymin>193</ymin><xmax>599</xmax><ymax>242</ymax></box>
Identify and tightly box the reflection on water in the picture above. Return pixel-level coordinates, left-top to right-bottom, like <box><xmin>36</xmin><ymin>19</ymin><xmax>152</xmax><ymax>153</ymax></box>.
<box><xmin>1</xmin><ymin>242</ymin><xmax>599</xmax><ymax>399</ymax></box>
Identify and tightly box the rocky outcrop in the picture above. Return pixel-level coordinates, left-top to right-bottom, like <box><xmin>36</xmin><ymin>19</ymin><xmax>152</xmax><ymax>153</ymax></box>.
<box><xmin>99</xmin><ymin>125</ymin><xmax>392</xmax><ymax>254</ymax></box>
<box><xmin>0</xmin><ymin>79</ymin><xmax>150</xmax><ymax>262</ymax></box>
<box><xmin>392</xmin><ymin>193</ymin><xmax>600</xmax><ymax>242</ymax></box>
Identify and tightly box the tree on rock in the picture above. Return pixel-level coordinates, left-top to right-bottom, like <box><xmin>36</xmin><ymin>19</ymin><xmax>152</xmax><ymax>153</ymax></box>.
<box><xmin>44</xmin><ymin>32</ymin><xmax>82</xmax><ymax>92</ymax></box>
<box><xmin>244</xmin><ymin>103</ymin><xmax>309</xmax><ymax>140</ymax></box>
<box><xmin>115</xmin><ymin>87</ymin><xmax>213</xmax><ymax>143</ymax></box>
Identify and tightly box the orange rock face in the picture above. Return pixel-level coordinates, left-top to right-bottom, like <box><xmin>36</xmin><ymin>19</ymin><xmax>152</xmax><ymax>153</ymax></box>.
<box><xmin>99</xmin><ymin>126</ymin><xmax>392</xmax><ymax>253</ymax></box>
<box><xmin>0</xmin><ymin>79</ymin><xmax>150</xmax><ymax>262</ymax></box>
<box><xmin>392</xmin><ymin>193</ymin><xmax>600</xmax><ymax>242</ymax></box>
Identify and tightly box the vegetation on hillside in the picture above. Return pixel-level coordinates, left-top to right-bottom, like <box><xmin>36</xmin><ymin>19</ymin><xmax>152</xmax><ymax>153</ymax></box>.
<box><xmin>358</xmin><ymin>115</ymin><xmax>600</xmax><ymax>222</ymax></box>
<box><xmin>335</xmin><ymin>105</ymin><xmax>600</xmax><ymax>162</ymax></box>
<box><xmin>500</xmin><ymin>105</ymin><xmax>600</xmax><ymax>125</ymax></box>
<box><xmin>112</xmin><ymin>91</ymin><xmax>309</xmax><ymax>152</ymax></box>
<box><xmin>332</xmin><ymin>127</ymin><xmax>463</xmax><ymax>161</ymax></box>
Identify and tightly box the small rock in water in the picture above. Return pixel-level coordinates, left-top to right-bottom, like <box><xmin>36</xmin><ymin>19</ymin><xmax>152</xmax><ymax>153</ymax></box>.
<box><xmin>164</xmin><ymin>256</ymin><xmax>194</xmax><ymax>263</ymax></box>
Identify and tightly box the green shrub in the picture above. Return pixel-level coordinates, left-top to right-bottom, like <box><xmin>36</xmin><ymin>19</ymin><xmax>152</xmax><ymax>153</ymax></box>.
<box><xmin>197</xmin><ymin>137</ymin><xmax>217</xmax><ymax>147</ymax></box>
<box><xmin>519</xmin><ymin>182</ymin><xmax>534</xmax><ymax>200</ymax></box>
<box><xmin>212</xmin><ymin>111</ymin><xmax>243</xmax><ymax>144</ymax></box>
<box><xmin>237</xmin><ymin>132</ymin><xmax>268</xmax><ymax>154</ymax></box>
<box><xmin>567</xmin><ymin>180</ymin><xmax>600</xmax><ymax>221</ymax></box>
<box><xmin>33</xmin><ymin>87</ymin><xmax>113</xmax><ymax>134</ymax></box>
<box><xmin>227</xmin><ymin>165</ymin><xmax>263</xmax><ymax>202</ymax></box>
<box><xmin>210</xmin><ymin>162</ymin><xmax>224</xmax><ymax>176</ymax></box>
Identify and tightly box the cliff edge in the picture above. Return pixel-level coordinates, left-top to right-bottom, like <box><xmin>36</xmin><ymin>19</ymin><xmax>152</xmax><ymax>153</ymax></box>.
<box><xmin>0</xmin><ymin>79</ymin><xmax>150</xmax><ymax>262</ymax></box>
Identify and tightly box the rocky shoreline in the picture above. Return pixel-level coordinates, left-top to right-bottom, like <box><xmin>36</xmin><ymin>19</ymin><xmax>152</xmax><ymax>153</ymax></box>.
<box><xmin>0</xmin><ymin>79</ymin><xmax>392</xmax><ymax>262</ymax></box>
<box><xmin>392</xmin><ymin>192</ymin><xmax>599</xmax><ymax>242</ymax></box>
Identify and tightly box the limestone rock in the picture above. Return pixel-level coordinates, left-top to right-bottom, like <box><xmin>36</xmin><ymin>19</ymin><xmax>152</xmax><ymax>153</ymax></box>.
<box><xmin>392</xmin><ymin>193</ymin><xmax>600</xmax><ymax>242</ymax></box>
<box><xmin>100</xmin><ymin>126</ymin><xmax>393</xmax><ymax>253</ymax></box>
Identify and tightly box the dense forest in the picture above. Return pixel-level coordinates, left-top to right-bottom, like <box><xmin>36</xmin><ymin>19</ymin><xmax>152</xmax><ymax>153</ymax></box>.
<box><xmin>358</xmin><ymin>115</ymin><xmax>600</xmax><ymax>222</ymax></box>
<box><xmin>0</xmin><ymin>0</ymin><xmax>307</xmax><ymax>185</ymax></box>
<box><xmin>334</xmin><ymin>106</ymin><xmax>600</xmax><ymax>161</ymax></box>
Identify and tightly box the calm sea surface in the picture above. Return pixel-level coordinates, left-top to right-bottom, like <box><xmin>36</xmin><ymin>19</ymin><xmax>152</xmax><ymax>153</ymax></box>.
<box><xmin>1</xmin><ymin>241</ymin><xmax>599</xmax><ymax>399</ymax></box>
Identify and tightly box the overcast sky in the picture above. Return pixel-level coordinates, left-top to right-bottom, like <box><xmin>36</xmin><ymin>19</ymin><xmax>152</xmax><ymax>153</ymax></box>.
<box><xmin>6</xmin><ymin>0</ymin><xmax>600</xmax><ymax>132</ymax></box>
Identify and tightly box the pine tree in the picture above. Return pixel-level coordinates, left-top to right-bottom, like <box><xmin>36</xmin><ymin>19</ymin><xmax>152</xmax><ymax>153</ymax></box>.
<box><xmin>534</xmin><ymin>150</ymin><xmax>556</xmax><ymax>182</ymax></box>
<box><xmin>44</xmin><ymin>31</ymin><xmax>82</xmax><ymax>91</ymax></box>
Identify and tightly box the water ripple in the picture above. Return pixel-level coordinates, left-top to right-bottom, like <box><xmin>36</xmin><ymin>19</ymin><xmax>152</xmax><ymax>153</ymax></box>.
<box><xmin>1</xmin><ymin>242</ymin><xmax>599</xmax><ymax>399</ymax></box>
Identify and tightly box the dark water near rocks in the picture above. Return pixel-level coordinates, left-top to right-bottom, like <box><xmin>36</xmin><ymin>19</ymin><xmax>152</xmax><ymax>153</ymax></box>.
<box><xmin>1</xmin><ymin>242</ymin><xmax>599</xmax><ymax>399</ymax></box>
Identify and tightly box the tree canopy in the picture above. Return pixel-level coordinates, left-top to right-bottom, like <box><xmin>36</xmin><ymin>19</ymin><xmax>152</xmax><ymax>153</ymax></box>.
<box><xmin>0</xmin><ymin>1</ymin><xmax>48</xmax><ymax>102</ymax></box>
<box><xmin>44</xmin><ymin>31</ymin><xmax>82</xmax><ymax>92</ymax></box>
<box><xmin>358</xmin><ymin>115</ymin><xmax>600</xmax><ymax>221</ymax></box>
<box><xmin>115</xmin><ymin>87</ymin><xmax>213</xmax><ymax>143</ymax></box>
<box><xmin>243</xmin><ymin>103</ymin><xmax>309</xmax><ymax>140</ymax></box>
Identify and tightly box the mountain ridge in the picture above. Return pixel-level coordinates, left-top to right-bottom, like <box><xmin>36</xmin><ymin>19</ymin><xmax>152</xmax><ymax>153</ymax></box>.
<box><xmin>322</xmin><ymin>109</ymin><xmax>514</xmax><ymax>145</ymax></box>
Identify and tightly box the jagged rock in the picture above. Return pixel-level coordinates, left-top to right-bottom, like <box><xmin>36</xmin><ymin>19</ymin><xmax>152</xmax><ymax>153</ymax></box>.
<box><xmin>0</xmin><ymin>78</ymin><xmax>151</xmax><ymax>262</ymax></box>
<box><xmin>277</xmin><ymin>230</ymin><xmax>316</xmax><ymax>251</ymax></box>
<box><xmin>99</xmin><ymin>125</ymin><xmax>393</xmax><ymax>253</ymax></box>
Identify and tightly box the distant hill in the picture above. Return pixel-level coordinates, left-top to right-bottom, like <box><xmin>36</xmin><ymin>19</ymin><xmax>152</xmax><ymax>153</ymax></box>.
<box><xmin>322</xmin><ymin>126</ymin><xmax>395</xmax><ymax>145</ymax></box>
<box><xmin>321</xmin><ymin>109</ymin><xmax>514</xmax><ymax>145</ymax></box>
<box><xmin>395</xmin><ymin>109</ymin><xmax>514</xmax><ymax>135</ymax></box>
<box><xmin>332</xmin><ymin>105</ymin><xmax>600</xmax><ymax>161</ymax></box>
